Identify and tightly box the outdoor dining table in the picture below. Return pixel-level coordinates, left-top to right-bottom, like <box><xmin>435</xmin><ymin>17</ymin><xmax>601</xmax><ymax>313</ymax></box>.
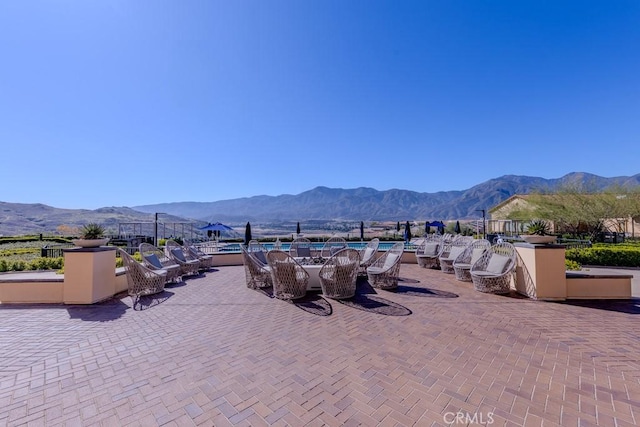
<box><xmin>293</xmin><ymin>257</ymin><xmax>325</xmax><ymax>291</ymax></box>
<box><xmin>263</xmin><ymin>257</ymin><xmax>325</xmax><ymax>291</ymax></box>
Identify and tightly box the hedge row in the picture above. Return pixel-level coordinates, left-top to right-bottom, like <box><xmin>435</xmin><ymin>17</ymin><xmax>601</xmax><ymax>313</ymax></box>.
<box><xmin>0</xmin><ymin>257</ymin><xmax>64</xmax><ymax>272</ymax></box>
<box><xmin>566</xmin><ymin>247</ymin><xmax>640</xmax><ymax>268</ymax></box>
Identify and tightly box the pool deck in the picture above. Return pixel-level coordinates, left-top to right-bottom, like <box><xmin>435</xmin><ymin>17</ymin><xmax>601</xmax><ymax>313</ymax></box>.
<box><xmin>1</xmin><ymin>264</ymin><xmax>640</xmax><ymax>426</ymax></box>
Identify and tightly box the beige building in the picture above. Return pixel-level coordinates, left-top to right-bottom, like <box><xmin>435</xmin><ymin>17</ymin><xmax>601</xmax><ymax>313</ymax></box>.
<box><xmin>488</xmin><ymin>194</ymin><xmax>640</xmax><ymax>237</ymax></box>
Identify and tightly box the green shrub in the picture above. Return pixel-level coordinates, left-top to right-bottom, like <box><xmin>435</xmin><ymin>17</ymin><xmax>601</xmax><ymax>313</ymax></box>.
<box><xmin>566</xmin><ymin>247</ymin><xmax>640</xmax><ymax>267</ymax></box>
<box><xmin>0</xmin><ymin>259</ymin><xmax>7</xmax><ymax>272</ymax></box>
<box><xmin>12</xmin><ymin>261</ymin><xmax>27</xmax><ymax>271</ymax></box>
<box><xmin>565</xmin><ymin>259</ymin><xmax>581</xmax><ymax>271</ymax></box>
<box><xmin>527</xmin><ymin>219</ymin><xmax>550</xmax><ymax>236</ymax></box>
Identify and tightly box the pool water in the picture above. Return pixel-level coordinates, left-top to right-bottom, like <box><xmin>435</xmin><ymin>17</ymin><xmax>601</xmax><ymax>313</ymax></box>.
<box><xmin>219</xmin><ymin>241</ymin><xmax>408</xmax><ymax>252</ymax></box>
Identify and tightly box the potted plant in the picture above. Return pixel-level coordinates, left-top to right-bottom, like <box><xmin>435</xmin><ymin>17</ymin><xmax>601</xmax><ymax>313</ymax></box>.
<box><xmin>521</xmin><ymin>219</ymin><xmax>557</xmax><ymax>244</ymax></box>
<box><xmin>72</xmin><ymin>223</ymin><xmax>110</xmax><ymax>248</ymax></box>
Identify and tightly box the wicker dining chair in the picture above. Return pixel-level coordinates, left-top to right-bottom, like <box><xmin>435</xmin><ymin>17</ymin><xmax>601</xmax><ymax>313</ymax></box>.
<box><xmin>358</xmin><ymin>238</ymin><xmax>380</xmax><ymax>275</ymax></box>
<box><xmin>267</xmin><ymin>250</ymin><xmax>309</xmax><ymax>300</ymax></box>
<box><xmin>247</xmin><ymin>240</ymin><xmax>269</xmax><ymax>266</ymax></box>
<box><xmin>319</xmin><ymin>248</ymin><xmax>360</xmax><ymax>299</ymax></box>
<box><xmin>164</xmin><ymin>239</ymin><xmax>200</xmax><ymax>277</ymax></box>
<box><xmin>470</xmin><ymin>242</ymin><xmax>517</xmax><ymax>294</ymax></box>
<box><xmin>452</xmin><ymin>239</ymin><xmax>491</xmax><ymax>282</ymax></box>
<box><xmin>415</xmin><ymin>234</ymin><xmax>444</xmax><ymax>268</ymax></box>
<box><xmin>240</xmin><ymin>244</ymin><xmax>272</xmax><ymax>289</ymax></box>
<box><xmin>289</xmin><ymin>237</ymin><xmax>316</xmax><ymax>258</ymax></box>
<box><xmin>118</xmin><ymin>248</ymin><xmax>166</xmax><ymax>303</ymax></box>
<box><xmin>139</xmin><ymin>243</ymin><xmax>182</xmax><ymax>283</ymax></box>
<box><xmin>438</xmin><ymin>235</ymin><xmax>474</xmax><ymax>273</ymax></box>
<box><xmin>366</xmin><ymin>242</ymin><xmax>405</xmax><ymax>290</ymax></box>
<box><xmin>320</xmin><ymin>236</ymin><xmax>347</xmax><ymax>258</ymax></box>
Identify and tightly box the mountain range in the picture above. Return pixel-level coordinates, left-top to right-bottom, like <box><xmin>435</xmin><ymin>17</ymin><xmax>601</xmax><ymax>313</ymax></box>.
<box><xmin>2</xmin><ymin>172</ymin><xmax>639</xmax><ymax>236</ymax></box>
<box><xmin>132</xmin><ymin>172</ymin><xmax>640</xmax><ymax>223</ymax></box>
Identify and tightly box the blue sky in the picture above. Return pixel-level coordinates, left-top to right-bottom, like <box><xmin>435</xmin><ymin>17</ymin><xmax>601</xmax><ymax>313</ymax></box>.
<box><xmin>1</xmin><ymin>1</ymin><xmax>639</xmax><ymax>209</ymax></box>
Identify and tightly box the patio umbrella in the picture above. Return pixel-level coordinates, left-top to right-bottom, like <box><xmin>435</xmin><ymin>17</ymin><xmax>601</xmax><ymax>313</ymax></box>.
<box><xmin>405</xmin><ymin>220</ymin><xmax>412</xmax><ymax>242</ymax></box>
<box><xmin>199</xmin><ymin>222</ymin><xmax>234</xmax><ymax>242</ymax></box>
<box><xmin>454</xmin><ymin>220</ymin><xmax>461</xmax><ymax>234</ymax></box>
<box><xmin>199</xmin><ymin>222</ymin><xmax>234</xmax><ymax>232</ymax></box>
<box><xmin>428</xmin><ymin>221</ymin><xmax>446</xmax><ymax>235</ymax></box>
<box><xmin>244</xmin><ymin>222</ymin><xmax>252</xmax><ymax>245</ymax></box>
<box><xmin>425</xmin><ymin>221</ymin><xmax>430</xmax><ymax>234</ymax></box>
<box><xmin>360</xmin><ymin>221</ymin><xmax>364</xmax><ymax>240</ymax></box>
<box><xmin>296</xmin><ymin>222</ymin><xmax>301</xmax><ymax>235</ymax></box>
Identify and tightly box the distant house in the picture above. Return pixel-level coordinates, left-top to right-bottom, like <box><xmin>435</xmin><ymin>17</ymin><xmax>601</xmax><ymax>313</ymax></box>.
<box><xmin>488</xmin><ymin>194</ymin><xmax>640</xmax><ymax>237</ymax></box>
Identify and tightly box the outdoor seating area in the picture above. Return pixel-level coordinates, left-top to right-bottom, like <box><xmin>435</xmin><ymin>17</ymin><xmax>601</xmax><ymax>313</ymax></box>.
<box><xmin>2</xmin><ymin>262</ymin><xmax>639</xmax><ymax>426</ymax></box>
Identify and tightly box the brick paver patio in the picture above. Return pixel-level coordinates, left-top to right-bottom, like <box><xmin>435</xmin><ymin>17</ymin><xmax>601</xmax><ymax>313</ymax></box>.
<box><xmin>1</xmin><ymin>264</ymin><xmax>639</xmax><ymax>426</ymax></box>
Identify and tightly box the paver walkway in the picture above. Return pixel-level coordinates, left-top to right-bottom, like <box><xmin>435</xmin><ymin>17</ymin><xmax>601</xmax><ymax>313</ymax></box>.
<box><xmin>1</xmin><ymin>264</ymin><xmax>639</xmax><ymax>426</ymax></box>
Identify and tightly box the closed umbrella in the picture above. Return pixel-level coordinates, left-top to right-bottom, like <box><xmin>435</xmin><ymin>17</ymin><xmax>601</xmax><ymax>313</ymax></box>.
<box><xmin>360</xmin><ymin>221</ymin><xmax>364</xmax><ymax>240</ymax></box>
<box><xmin>405</xmin><ymin>220</ymin><xmax>412</xmax><ymax>242</ymax></box>
<box><xmin>425</xmin><ymin>221</ymin><xmax>430</xmax><ymax>235</ymax></box>
<box><xmin>244</xmin><ymin>222</ymin><xmax>252</xmax><ymax>245</ymax></box>
<box><xmin>296</xmin><ymin>222</ymin><xmax>301</xmax><ymax>235</ymax></box>
<box><xmin>454</xmin><ymin>220</ymin><xmax>461</xmax><ymax>234</ymax></box>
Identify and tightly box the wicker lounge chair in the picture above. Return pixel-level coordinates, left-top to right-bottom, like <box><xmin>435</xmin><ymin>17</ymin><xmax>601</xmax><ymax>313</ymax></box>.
<box><xmin>366</xmin><ymin>242</ymin><xmax>404</xmax><ymax>290</ymax></box>
<box><xmin>358</xmin><ymin>238</ymin><xmax>380</xmax><ymax>275</ymax></box>
<box><xmin>470</xmin><ymin>242</ymin><xmax>517</xmax><ymax>294</ymax></box>
<box><xmin>415</xmin><ymin>234</ymin><xmax>444</xmax><ymax>268</ymax></box>
<box><xmin>118</xmin><ymin>248</ymin><xmax>166</xmax><ymax>302</ymax></box>
<box><xmin>320</xmin><ymin>237</ymin><xmax>347</xmax><ymax>258</ymax></box>
<box><xmin>139</xmin><ymin>242</ymin><xmax>182</xmax><ymax>283</ymax></box>
<box><xmin>452</xmin><ymin>239</ymin><xmax>491</xmax><ymax>282</ymax></box>
<box><xmin>290</xmin><ymin>237</ymin><xmax>316</xmax><ymax>258</ymax></box>
<box><xmin>319</xmin><ymin>248</ymin><xmax>360</xmax><ymax>299</ymax></box>
<box><xmin>164</xmin><ymin>239</ymin><xmax>200</xmax><ymax>277</ymax></box>
<box><xmin>267</xmin><ymin>250</ymin><xmax>309</xmax><ymax>300</ymax></box>
<box><xmin>240</xmin><ymin>244</ymin><xmax>272</xmax><ymax>289</ymax></box>
<box><xmin>438</xmin><ymin>236</ymin><xmax>474</xmax><ymax>273</ymax></box>
<box><xmin>184</xmin><ymin>240</ymin><xmax>215</xmax><ymax>270</ymax></box>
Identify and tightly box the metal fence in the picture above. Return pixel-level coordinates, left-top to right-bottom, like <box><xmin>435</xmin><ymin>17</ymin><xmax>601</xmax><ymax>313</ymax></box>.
<box><xmin>40</xmin><ymin>244</ymin><xmax>75</xmax><ymax>258</ymax></box>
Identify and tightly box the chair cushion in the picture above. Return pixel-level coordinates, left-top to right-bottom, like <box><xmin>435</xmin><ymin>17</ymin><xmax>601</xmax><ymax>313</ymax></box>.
<box><xmin>449</xmin><ymin>246</ymin><xmax>465</xmax><ymax>261</ymax></box>
<box><xmin>296</xmin><ymin>246</ymin><xmax>312</xmax><ymax>257</ymax></box>
<box><xmin>422</xmin><ymin>242</ymin><xmax>439</xmax><ymax>256</ymax></box>
<box><xmin>171</xmin><ymin>248</ymin><xmax>187</xmax><ymax>263</ymax></box>
<box><xmin>253</xmin><ymin>250</ymin><xmax>267</xmax><ymax>265</ymax></box>
<box><xmin>144</xmin><ymin>253</ymin><xmax>163</xmax><ymax>269</ymax></box>
<box><xmin>362</xmin><ymin>247</ymin><xmax>374</xmax><ymax>262</ymax></box>
<box><xmin>470</xmin><ymin>248</ymin><xmax>486</xmax><ymax>264</ymax></box>
<box><xmin>486</xmin><ymin>253</ymin><xmax>510</xmax><ymax>274</ymax></box>
<box><xmin>383</xmin><ymin>253</ymin><xmax>399</xmax><ymax>270</ymax></box>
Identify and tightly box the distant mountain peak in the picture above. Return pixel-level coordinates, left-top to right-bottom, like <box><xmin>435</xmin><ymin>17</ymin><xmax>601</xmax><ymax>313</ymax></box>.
<box><xmin>3</xmin><ymin>172</ymin><xmax>639</xmax><ymax>235</ymax></box>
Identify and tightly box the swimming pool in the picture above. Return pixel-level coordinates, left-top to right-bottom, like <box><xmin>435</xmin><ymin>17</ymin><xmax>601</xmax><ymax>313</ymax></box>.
<box><xmin>217</xmin><ymin>241</ymin><xmax>415</xmax><ymax>252</ymax></box>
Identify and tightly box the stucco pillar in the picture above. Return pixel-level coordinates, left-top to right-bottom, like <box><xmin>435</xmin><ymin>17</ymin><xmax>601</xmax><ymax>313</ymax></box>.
<box><xmin>514</xmin><ymin>243</ymin><xmax>566</xmax><ymax>300</ymax></box>
<box><xmin>63</xmin><ymin>247</ymin><xmax>116</xmax><ymax>304</ymax></box>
